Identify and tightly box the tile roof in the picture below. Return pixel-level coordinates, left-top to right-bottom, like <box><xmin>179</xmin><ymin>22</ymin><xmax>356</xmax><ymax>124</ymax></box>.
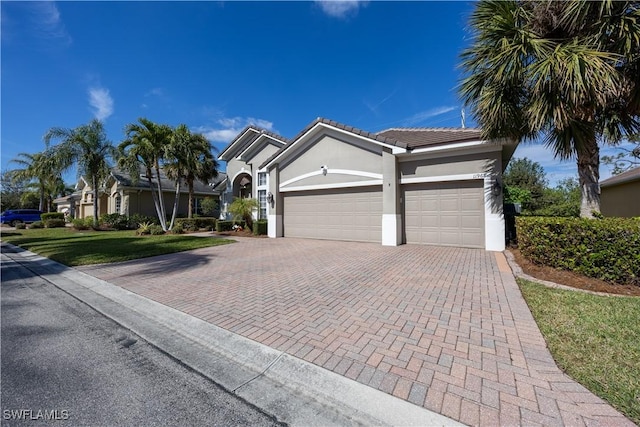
<box><xmin>110</xmin><ymin>166</ymin><xmax>227</xmax><ymax>195</ymax></box>
<box><xmin>600</xmin><ymin>166</ymin><xmax>640</xmax><ymax>187</ymax></box>
<box><xmin>376</xmin><ymin>127</ymin><xmax>483</xmax><ymax>149</ymax></box>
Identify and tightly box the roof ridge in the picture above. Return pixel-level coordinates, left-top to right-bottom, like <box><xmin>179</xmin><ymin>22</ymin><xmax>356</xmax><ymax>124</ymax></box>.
<box><xmin>378</xmin><ymin>127</ymin><xmax>481</xmax><ymax>133</ymax></box>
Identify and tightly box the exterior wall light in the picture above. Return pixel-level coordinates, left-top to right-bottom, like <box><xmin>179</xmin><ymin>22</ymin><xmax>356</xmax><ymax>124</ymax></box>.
<box><xmin>492</xmin><ymin>178</ymin><xmax>503</xmax><ymax>197</ymax></box>
<box><xmin>320</xmin><ymin>165</ymin><xmax>328</xmax><ymax>176</ymax></box>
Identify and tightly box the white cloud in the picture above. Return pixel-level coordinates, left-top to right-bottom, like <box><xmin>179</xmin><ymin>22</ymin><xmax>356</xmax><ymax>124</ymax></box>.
<box><xmin>31</xmin><ymin>2</ymin><xmax>72</xmax><ymax>46</ymax></box>
<box><xmin>145</xmin><ymin>87</ymin><xmax>165</xmax><ymax>97</ymax></box>
<box><xmin>88</xmin><ymin>87</ymin><xmax>114</xmax><ymax>121</ymax></box>
<box><xmin>402</xmin><ymin>106</ymin><xmax>457</xmax><ymax>127</ymax></box>
<box><xmin>194</xmin><ymin>117</ymin><xmax>277</xmax><ymax>144</ymax></box>
<box><xmin>314</xmin><ymin>1</ymin><xmax>369</xmax><ymax>19</ymax></box>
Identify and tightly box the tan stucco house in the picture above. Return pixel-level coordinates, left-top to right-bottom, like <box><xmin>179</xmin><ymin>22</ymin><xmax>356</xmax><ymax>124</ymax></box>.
<box><xmin>600</xmin><ymin>167</ymin><xmax>640</xmax><ymax>217</ymax></box>
<box><xmin>219</xmin><ymin>117</ymin><xmax>517</xmax><ymax>251</ymax></box>
<box><xmin>55</xmin><ymin>167</ymin><xmax>226</xmax><ymax>220</ymax></box>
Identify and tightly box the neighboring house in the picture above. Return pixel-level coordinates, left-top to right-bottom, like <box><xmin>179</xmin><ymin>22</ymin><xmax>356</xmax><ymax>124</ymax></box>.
<box><xmin>56</xmin><ymin>167</ymin><xmax>226</xmax><ymax>220</ymax></box>
<box><xmin>600</xmin><ymin>167</ymin><xmax>640</xmax><ymax>217</ymax></box>
<box><xmin>219</xmin><ymin>117</ymin><xmax>517</xmax><ymax>251</ymax></box>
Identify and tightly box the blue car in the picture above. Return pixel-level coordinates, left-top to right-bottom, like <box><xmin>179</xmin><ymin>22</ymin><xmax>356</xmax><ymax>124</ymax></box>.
<box><xmin>0</xmin><ymin>209</ymin><xmax>43</xmax><ymax>226</ymax></box>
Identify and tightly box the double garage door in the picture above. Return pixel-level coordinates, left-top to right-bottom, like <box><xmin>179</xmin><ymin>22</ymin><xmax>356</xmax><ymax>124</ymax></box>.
<box><xmin>282</xmin><ymin>180</ymin><xmax>484</xmax><ymax>248</ymax></box>
<box><xmin>283</xmin><ymin>187</ymin><xmax>382</xmax><ymax>243</ymax></box>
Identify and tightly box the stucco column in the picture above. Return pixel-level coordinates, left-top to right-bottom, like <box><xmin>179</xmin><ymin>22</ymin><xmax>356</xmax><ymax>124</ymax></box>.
<box><xmin>484</xmin><ymin>174</ymin><xmax>506</xmax><ymax>251</ymax></box>
<box><xmin>268</xmin><ymin>164</ymin><xmax>283</xmax><ymax>238</ymax></box>
<box><xmin>382</xmin><ymin>149</ymin><xmax>402</xmax><ymax>246</ymax></box>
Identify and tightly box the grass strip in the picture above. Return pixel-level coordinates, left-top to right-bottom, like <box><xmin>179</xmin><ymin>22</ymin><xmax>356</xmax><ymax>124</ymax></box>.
<box><xmin>518</xmin><ymin>278</ymin><xmax>640</xmax><ymax>425</ymax></box>
<box><xmin>0</xmin><ymin>228</ymin><xmax>234</xmax><ymax>266</ymax></box>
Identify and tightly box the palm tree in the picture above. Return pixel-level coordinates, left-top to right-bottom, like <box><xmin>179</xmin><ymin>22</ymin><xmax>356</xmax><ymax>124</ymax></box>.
<box><xmin>165</xmin><ymin>124</ymin><xmax>219</xmax><ymax>222</ymax></box>
<box><xmin>459</xmin><ymin>0</ymin><xmax>640</xmax><ymax>217</ymax></box>
<box><xmin>10</xmin><ymin>151</ymin><xmax>63</xmax><ymax>212</ymax></box>
<box><xmin>118</xmin><ymin>118</ymin><xmax>173</xmax><ymax>231</ymax></box>
<box><xmin>44</xmin><ymin>119</ymin><xmax>118</xmax><ymax>226</ymax></box>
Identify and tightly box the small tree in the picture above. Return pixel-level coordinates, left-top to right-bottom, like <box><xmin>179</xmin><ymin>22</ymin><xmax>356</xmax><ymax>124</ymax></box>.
<box><xmin>503</xmin><ymin>158</ymin><xmax>548</xmax><ymax>212</ymax></box>
<box><xmin>201</xmin><ymin>197</ymin><xmax>218</xmax><ymax>217</ymax></box>
<box><xmin>228</xmin><ymin>197</ymin><xmax>259</xmax><ymax>230</ymax></box>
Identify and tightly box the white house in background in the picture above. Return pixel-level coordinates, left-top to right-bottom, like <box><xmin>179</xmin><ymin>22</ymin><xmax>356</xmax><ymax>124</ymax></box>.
<box><xmin>219</xmin><ymin>117</ymin><xmax>517</xmax><ymax>251</ymax></box>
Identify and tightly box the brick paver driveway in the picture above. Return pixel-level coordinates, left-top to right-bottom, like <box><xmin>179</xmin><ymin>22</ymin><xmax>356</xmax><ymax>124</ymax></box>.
<box><xmin>79</xmin><ymin>237</ymin><xmax>632</xmax><ymax>426</ymax></box>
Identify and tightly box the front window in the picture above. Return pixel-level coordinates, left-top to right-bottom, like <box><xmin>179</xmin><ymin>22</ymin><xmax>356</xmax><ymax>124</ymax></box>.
<box><xmin>258</xmin><ymin>172</ymin><xmax>267</xmax><ymax>187</ymax></box>
<box><xmin>258</xmin><ymin>190</ymin><xmax>267</xmax><ymax>220</ymax></box>
<box><xmin>115</xmin><ymin>195</ymin><xmax>121</xmax><ymax>214</ymax></box>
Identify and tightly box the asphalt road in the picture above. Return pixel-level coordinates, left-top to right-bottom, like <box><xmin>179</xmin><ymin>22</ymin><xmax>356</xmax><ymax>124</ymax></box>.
<box><xmin>0</xmin><ymin>253</ymin><xmax>282</xmax><ymax>427</ymax></box>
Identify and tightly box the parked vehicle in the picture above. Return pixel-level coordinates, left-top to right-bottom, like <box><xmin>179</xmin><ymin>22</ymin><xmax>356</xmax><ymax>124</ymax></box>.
<box><xmin>0</xmin><ymin>209</ymin><xmax>43</xmax><ymax>226</ymax></box>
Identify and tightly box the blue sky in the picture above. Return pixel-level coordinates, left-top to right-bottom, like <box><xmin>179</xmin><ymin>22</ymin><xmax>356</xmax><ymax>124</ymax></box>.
<box><xmin>1</xmin><ymin>1</ymin><xmax>632</xmax><ymax>187</ymax></box>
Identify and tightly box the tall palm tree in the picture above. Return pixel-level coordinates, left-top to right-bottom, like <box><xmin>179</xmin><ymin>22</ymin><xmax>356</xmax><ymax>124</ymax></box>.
<box><xmin>44</xmin><ymin>119</ymin><xmax>118</xmax><ymax>225</ymax></box>
<box><xmin>10</xmin><ymin>151</ymin><xmax>63</xmax><ymax>212</ymax></box>
<box><xmin>459</xmin><ymin>0</ymin><xmax>640</xmax><ymax>217</ymax></box>
<box><xmin>118</xmin><ymin>118</ymin><xmax>173</xmax><ymax>230</ymax></box>
<box><xmin>165</xmin><ymin>124</ymin><xmax>219</xmax><ymax>221</ymax></box>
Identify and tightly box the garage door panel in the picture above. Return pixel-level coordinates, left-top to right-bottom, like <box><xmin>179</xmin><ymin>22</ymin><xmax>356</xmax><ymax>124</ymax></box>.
<box><xmin>283</xmin><ymin>187</ymin><xmax>382</xmax><ymax>243</ymax></box>
<box><xmin>403</xmin><ymin>181</ymin><xmax>484</xmax><ymax>249</ymax></box>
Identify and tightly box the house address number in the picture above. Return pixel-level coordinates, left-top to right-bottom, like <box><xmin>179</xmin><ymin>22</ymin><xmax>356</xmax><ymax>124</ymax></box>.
<box><xmin>472</xmin><ymin>173</ymin><xmax>489</xmax><ymax>179</ymax></box>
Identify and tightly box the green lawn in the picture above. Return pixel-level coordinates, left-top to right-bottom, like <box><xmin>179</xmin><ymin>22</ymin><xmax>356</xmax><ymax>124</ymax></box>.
<box><xmin>0</xmin><ymin>227</ymin><xmax>234</xmax><ymax>266</ymax></box>
<box><xmin>518</xmin><ymin>278</ymin><xmax>640</xmax><ymax>425</ymax></box>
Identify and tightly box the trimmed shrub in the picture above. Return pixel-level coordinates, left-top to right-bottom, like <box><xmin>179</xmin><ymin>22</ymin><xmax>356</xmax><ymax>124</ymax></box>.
<box><xmin>28</xmin><ymin>221</ymin><xmax>45</xmax><ymax>229</ymax></box>
<box><xmin>216</xmin><ymin>220</ymin><xmax>246</xmax><ymax>232</ymax></box>
<box><xmin>516</xmin><ymin>217</ymin><xmax>640</xmax><ymax>286</ymax></box>
<box><xmin>41</xmin><ymin>212</ymin><xmax>65</xmax><ymax>221</ymax></box>
<box><xmin>171</xmin><ymin>225</ymin><xmax>185</xmax><ymax>234</ymax></box>
<box><xmin>149</xmin><ymin>224</ymin><xmax>165</xmax><ymax>235</ymax></box>
<box><xmin>44</xmin><ymin>219</ymin><xmax>66</xmax><ymax>228</ymax></box>
<box><xmin>253</xmin><ymin>220</ymin><xmax>268</xmax><ymax>235</ymax></box>
<box><xmin>175</xmin><ymin>217</ymin><xmax>217</xmax><ymax>232</ymax></box>
<box><xmin>129</xmin><ymin>213</ymin><xmax>158</xmax><ymax>228</ymax></box>
<box><xmin>100</xmin><ymin>213</ymin><xmax>130</xmax><ymax>230</ymax></box>
<box><xmin>72</xmin><ymin>218</ymin><xmax>90</xmax><ymax>230</ymax></box>
<box><xmin>15</xmin><ymin>223</ymin><xmax>26</xmax><ymax>229</ymax></box>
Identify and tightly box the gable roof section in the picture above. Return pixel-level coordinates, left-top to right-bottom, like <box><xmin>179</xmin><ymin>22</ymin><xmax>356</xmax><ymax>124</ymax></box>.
<box><xmin>600</xmin><ymin>166</ymin><xmax>640</xmax><ymax>187</ymax></box>
<box><xmin>260</xmin><ymin>117</ymin><xmax>407</xmax><ymax>169</ymax></box>
<box><xmin>376</xmin><ymin>127</ymin><xmax>483</xmax><ymax>149</ymax></box>
<box><xmin>218</xmin><ymin>125</ymin><xmax>288</xmax><ymax>161</ymax></box>
<box><xmin>109</xmin><ymin>166</ymin><xmax>227</xmax><ymax>195</ymax></box>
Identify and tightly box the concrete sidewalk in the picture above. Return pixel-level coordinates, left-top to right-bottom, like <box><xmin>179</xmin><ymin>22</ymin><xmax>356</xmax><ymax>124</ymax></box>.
<box><xmin>1</xmin><ymin>243</ymin><xmax>460</xmax><ymax>427</ymax></box>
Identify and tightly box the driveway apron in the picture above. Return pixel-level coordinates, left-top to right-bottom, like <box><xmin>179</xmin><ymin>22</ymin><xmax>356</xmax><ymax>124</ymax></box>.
<box><xmin>78</xmin><ymin>237</ymin><xmax>633</xmax><ymax>426</ymax></box>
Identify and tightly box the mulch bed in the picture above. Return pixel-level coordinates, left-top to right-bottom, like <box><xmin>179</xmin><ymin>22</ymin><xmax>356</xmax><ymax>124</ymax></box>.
<box><xmin>509</xmin><ymin>247</ymin><xmax>640</xmax><ymax>297</ymax></box>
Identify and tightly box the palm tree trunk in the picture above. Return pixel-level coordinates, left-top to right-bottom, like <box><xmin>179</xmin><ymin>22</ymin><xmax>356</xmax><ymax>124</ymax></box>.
<box><xmin>169</xmin><ymin>181</ymin><xmax>180</xmax><ymax>231</ymax></box>
<box><xmin>154</xmin><ymin>162</ymin><xmax>168</xmax><ymax>230</ymax></box>
<box><xmin>577</xmin><ymin>138</ymin><xmax>601</xmax><ymax>218</ymax></box>
<box><xmin>92</xmin><ymin>176</ymin><xmax>99</xmax><ymax>226</ymax></box>
<box><xmin>39</xmin><ymin>182</ymin><xmax>45</xmax><ymax>212</ymax></box>
<box><xmin>146</xmin><ymin>172</ymin><xmax>166</xmax><ymax>230</ymax></box>
<box><xmin>188</xmin><ymin>180</ymin><xmax>194</xmax><ymax>219</ymax></box>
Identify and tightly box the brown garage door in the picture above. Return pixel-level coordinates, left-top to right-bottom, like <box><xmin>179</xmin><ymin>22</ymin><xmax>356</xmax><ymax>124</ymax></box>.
<box><xmin>283</xmin><ymin>186</ymin><xmax>382</xmax><ymax>243</ymax></box>
<box><xmin>403</xmin><ymin>180</ymin><xmax>484</xmax><ymax>248</ymax></box>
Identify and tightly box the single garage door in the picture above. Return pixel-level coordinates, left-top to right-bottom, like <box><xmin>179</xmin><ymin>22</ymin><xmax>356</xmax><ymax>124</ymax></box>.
<box><xmin>283</xmin><ymin>186</ymin><xmax>382</xmax><ymax>243</ymax></box>
<box><xmin>403</xmin><ymin>180</ymin><xmax>484</xmax><ymax>248</ymax></box>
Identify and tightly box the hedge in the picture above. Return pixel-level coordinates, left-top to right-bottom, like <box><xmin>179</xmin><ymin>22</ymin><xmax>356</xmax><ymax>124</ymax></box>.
<box><xmin>253</xmin><ymin>220</ymin><xmax>268</xmax><ymax>235</ymax></box>
<box><xmin>174</xmin><ymin>217</ymin><xmax>217</xmax><ymax>232</ymax></box>
<box><xmin>516</xmin><ymin>217</ymin><xmax>640</xmax><ymax>286</ymax></box>
<box><xmin>216</xmin><ymin>220</ymin><xmax>246</xmax><ymax>232</ymax></box>
<box><xmin>44</xmin><ymin>218</ymin><xmax>66</xmax><ymax>228</ymax></box>
<box><xmin>41</xmin><ymin>212</ymin><xmax>65</xmax><ymax>221</ymax></box>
